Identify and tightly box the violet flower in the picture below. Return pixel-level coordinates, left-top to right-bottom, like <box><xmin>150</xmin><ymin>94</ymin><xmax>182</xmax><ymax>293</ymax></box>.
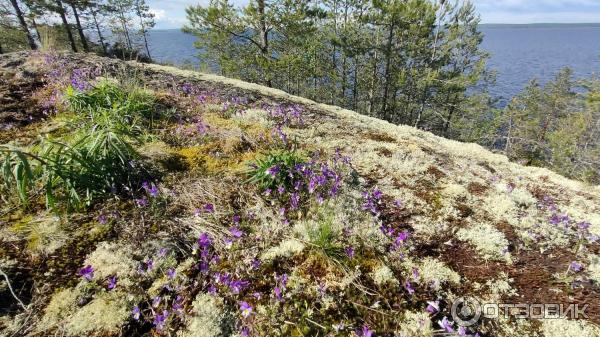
<box><xmin>426</xmin><ymin>301</ymin><xmax>439</xmax><ymax>314</ymax></box>
<box><xmin>230</xmin><ymin>226</ymin><xmax>244</xmax><ymax>238</ymax></box>
<box><xmin>79</xmin><ymin>265</ymin><xmax>94</xmax><ymax>281</ymax></box>
<box><xmin>107</xmin><ymin>276</ymin><xmax>117</xmax><ymax>290</ymax></box>
<box><xmin>404</xmin><ymin>281</ymin><xmax>415</xmax><ymax>295</ymax></box>
<box><xmin>345</xmin><ymin>246</ymin><xmax>355</xmax><ymax>259</ymax></box>
<box><xmin>570</xmin><ymin>261</ymin><xmax>583</xmax><ymax>272</ymax></box>
<box><xmin>229</xmin><ymin>279</ymin><xmax>249</xmax><ymax>294</ymax></box>
<box><xmin>266</xmin><ymin>165</ymin><xmax>280</xmax><ymax>177</ymax></box>
<box><xmin>153</xmin><ymin>310</ymin><xmax>169</xmax><ymax>330</ymax></box>
<box><xmin>203</xmin><ymin>203</ymin><xmax>215</xmax><ymax>213</ymax></box>
<box><xmin>166</xmin><ymin>268</ymin><xmax>176</xmax><ymax>279</ymax></box>
<box><xmin>438</xmin><ymin>317</ymin><xmax>454</xmax><ymax>333</ymax></box>
<box><xmin>198</xmin><ymin>232</ymin><xmax>212</xmax><ymax>249</ymax></box>
<box><xmin>358</xmin><ymin>325</ymin><xmax>374</xmax><ymax>337</ymax></box>
<box><xmin>152</xmin><ymin>296</ymin><xmax>161</xmax><ymax>308</ymax></box>
<box><xmin>132</xmin><ymin>305</ymin><xmax>141</xmax><ymax>320</ymax></box>
<box><xmin>98</xmin><ymin>214</ymin><xmax>108</xmax><ymax>225</ymax></box>
<box><xmin>239</xmin><ymin>301</ymin><xmax>253</xmax><ymax>318</ymax></box>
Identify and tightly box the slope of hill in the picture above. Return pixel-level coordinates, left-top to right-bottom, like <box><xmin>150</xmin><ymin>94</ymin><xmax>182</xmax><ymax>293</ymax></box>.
<box><xmin>1</xmin><ymin>52</ymin><xmax>599</xmax><ymax>337</ymax></box>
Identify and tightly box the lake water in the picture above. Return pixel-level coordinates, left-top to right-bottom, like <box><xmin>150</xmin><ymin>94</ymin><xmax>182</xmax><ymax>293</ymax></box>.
<box><xmin>145</xmin><ymin>25</ymin><xmax>600</xmax><ymax>102</ymax></box>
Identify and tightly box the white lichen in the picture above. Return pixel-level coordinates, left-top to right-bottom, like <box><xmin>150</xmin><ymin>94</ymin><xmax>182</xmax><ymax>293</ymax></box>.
<box><xmin>456</xmin><ymin>223</ymin><xmax>510</xmax><ymax>262</ymax></box>
<box><xmin>371</xmin><ymin>264</ymin><xmax>398</xmax><ymax>286</ymax></box>
<box><xmin>261</xmin><ymin>239</ymin><xmax>305</xmax><ymax>262</ymax></box>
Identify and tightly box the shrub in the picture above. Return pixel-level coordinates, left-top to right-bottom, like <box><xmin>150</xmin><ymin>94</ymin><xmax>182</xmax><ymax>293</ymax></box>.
<box><xmin>0</xmin><ymin>80</ymin><xmax>153</xmax><ymax>210</ymax></box>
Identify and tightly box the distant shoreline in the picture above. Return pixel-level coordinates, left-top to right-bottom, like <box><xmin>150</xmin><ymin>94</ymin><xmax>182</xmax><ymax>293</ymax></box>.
<box><xmin>153</xmin><ymin>23</ymin><xmax>600</xmax><ymax>31</ymax></box>
<box><xmin>479</xmin><ymin>23</ymin><xmax>600</xmax><ymax>28</ymax></box>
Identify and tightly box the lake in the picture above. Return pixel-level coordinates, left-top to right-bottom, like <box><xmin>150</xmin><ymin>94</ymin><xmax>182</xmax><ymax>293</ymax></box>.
<box><xmin>145</xmin><ymin>25</ymin><xmax>600</xmax><ymax>102</ymax></box>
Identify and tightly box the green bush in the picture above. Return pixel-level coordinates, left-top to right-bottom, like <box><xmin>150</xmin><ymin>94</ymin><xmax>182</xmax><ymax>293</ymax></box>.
<box><xmin>246</xmin><ymin>149</ymin><xmax>306</xmax><ymax>191</ymax></box>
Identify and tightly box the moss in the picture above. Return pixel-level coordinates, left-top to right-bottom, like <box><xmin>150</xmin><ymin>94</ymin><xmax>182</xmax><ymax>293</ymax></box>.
<box><xmin>10</xmin><ymin>214</ymin><xmax>67</xmax><ymax>255</ymax></box>
<box><xmin>177</xmin><ymin>142</ymin><xmax>259</xmax><ymax>174</ymax></box>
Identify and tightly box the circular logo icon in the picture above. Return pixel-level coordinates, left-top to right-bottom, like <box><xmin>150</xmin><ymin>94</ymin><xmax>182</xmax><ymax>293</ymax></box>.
<box><xmin>451</xmin><ymin>297</ymin><xmax>482</xmax><ymax>327</ymax></box>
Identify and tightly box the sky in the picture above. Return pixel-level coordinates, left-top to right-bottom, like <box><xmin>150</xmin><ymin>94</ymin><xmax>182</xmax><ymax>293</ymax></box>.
<box><xmin>148</xmin><ymin>0</ymin><xmax>600</xmax><ymax>29</ymax></box>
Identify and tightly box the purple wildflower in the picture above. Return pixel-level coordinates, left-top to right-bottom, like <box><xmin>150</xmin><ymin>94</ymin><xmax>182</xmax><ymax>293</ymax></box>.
<box><xmin>458</xmin><ymin>326</ymin><xmax>468</xmax><ymax>336</ymax></box>
<box><xmin>172</xmin><ymin>299</ymin><xmax>184</xmax><ymax>315</ymax></box>
<box><xmin>146</xmin><ymin>259</ymin><xmax>154</xmax><ymax>271</ymax></box>
<box><xmin>107</xmin><ymin>276</ymin><xmax>117</xmax><ymax>290</ymax></box>
<box><xmin>229</xmin><ymin>279</ymin><xmax>249</xmax><ymax>294</ymax></box>
<box><xmin>404</xmin><ymin>281</ymin><xmax>415</xmax><ymax>295</ymax></box>
<box><xmin>570</xmin><ymin>261</ymin><xmax>583</xmax><ymax>272</ymax></box>
<box><xmin>266</xmin><ymin>165</ymin><xmax>280</xmax><ymax>178</ymax></box>
<box><xmin>153</xmin><ymin>310</ymin><xmax>169</xmax><ymax>330</ymax></box>
<box><xmin>274</xmin><ymin>286</ymin><xmax>283</xmax><ymax>301</ymax></box>
<box><xmin>98</xmin><ymin>214</ymin><xmax>108</xmax><ymax>225</ymax></box>
<box><xmin>203</xmin><ymin>203</ymin><xmax>215</xmax><ymax>213</ymax></box>
<box><xmin>578</xmin><ymin>222</ymin><xmax>591</xmax><ymax>231</ymax></box>
<box><xmin>426</xmin><ymin>301</ymin><xmax>439</xmax><ymax>314</ymax></box>
<box><xmin>79</xmin><ymin>265</ymin><xmax>94</xmax><ymax>281</ymax></box>
<box><xmin>136</xmin><ymin>197</ymin><xmax>149</xmax><ymax>207</ymax></box>
<box><xmin>290</xmin><ymin>192</ymin><xmax>300</xmax><ymax>209</ymax></box>
<box><xmin>158</xmin><ymin>247</ymin><xmax>168</xmax><ymax>257</ymax></box>
<box><xmin>372</xmin><ymin>188</ymin><xmax>383</xmax><ymax>200</ymax></box>
<box><xmin>198</xmin><ymin>232</ymin><xmax>212</xmax><ymax>249</ymax></box>
<box><xmin>132</xmin><ymin>305</ymin><xmax>141</xmax><ymax>320</ymax></box>
<box><xmin>358</xmin><ymin>325</ymin><xmax>374</xmax><ymax>337</ymax></box>
<box><xmin>251</xmin><ymin>258</ymin><xmax>261</xmax><ymax>270</ymax></box>
<box><xmin>230</xmin><ymin>226</ymin><xmax>244</xmax><ymax>238</ymax></box>
<box><xmin>345</xmin><ymin>246</ymin><xmax>355</xmax><ymax>259</ymax></box>
<box><xmin>152</xmin><ymin>296</ymin><xmax>161</xmax><ymax>308</ymax></box>
<box><xmin>412</xmin><ymin>268</ymin><xmax>420</xmax><ymax>280</ymax></box>
<box><xmin>438</xmin><ymin>317</ymin><xmax>454</xmax><ymax>333</ymax></box>
<box><xmin>167</xmin><ymin>268</ymin><xmax>176</xmax><ymax>279</ymax></box>
<box><xmin>240</xmin><ymin>301</ymin><xmax>253</xmax><ymax>318</ymax></box>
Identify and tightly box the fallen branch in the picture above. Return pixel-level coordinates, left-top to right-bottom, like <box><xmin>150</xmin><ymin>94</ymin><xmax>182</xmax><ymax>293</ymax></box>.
<box><xmin>0</xmin><ymin>267</ymin><xmax>27</xmax><ymax>310</ymax></box>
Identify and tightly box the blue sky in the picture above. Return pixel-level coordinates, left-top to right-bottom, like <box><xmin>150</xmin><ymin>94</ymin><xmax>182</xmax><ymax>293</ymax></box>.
<box><xmin>148</xmin><ymin>0</ymin><xmax>600</xmax><ymax>29</ymax></box>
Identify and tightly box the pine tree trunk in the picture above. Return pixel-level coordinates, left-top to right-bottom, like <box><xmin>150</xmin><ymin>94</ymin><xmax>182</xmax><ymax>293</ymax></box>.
<box><xmin>257</xmin><ymin>0</ymin><xmax>271</xmax><ymax>87</ymax></box>
<box><xmin>381</xmin><ymin>20</ymin><xmax>395</xmax><ymax>118</ymax></box>
<box><xmin>55</xmin><ymin>0</ymin><xmax>78</xmax><ymax>52</ymax></box>
<box><xmin>10</xmin><ymin>0</ymin><xmax>37</xmax><ymax>50</ymax></box>
<box><xmin>30</xmin><ymin>17</ymin><xmax>41</xmax><ymax>43</ymax></box>
<box><xmin>136</xmin><ymin>1</ymin><xmax>152</xmax><ymax>60</ymax></box>
<box><xmin>92</xmin><ymin>12</ymin><xmax>107</xmax><ymax>54</ymax></box>
<box><xmin>71</xmin><ymin>4</ymin><xmax>89</xmax><ymax>52</ymax></box>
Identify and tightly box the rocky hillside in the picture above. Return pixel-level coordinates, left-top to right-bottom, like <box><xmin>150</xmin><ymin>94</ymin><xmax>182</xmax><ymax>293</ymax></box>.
<box><xmin>1</xmin><ymin>52</ymin><xmax>599</xmax><ymax>337</ymax></box>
